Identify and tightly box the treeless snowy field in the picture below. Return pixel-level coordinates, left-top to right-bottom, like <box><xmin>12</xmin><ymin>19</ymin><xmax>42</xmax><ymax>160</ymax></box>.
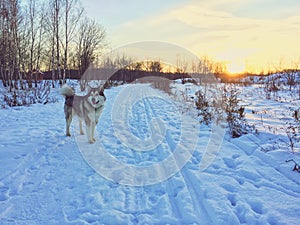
<box><xmin>0</xmin><ymin>80</ymin><xmax>299</xmax><ymax>225</ymax></box>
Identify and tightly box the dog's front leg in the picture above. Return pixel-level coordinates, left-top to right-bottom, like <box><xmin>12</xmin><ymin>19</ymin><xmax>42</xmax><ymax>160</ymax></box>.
<box><xmin>85</xmin><ymin>120</ymin><xmax>95</xmax><ymax>144</ymax></box>
<box><xmin>91</xmin><ymin>122</ymin><xmax>96</xmax><ymax>142</ymax></box>
<box><xmin>86</xmin><ymin>124</ymin><xmax>93</xmax><ymax>144</ymax></box>
<box><xmin>79</xmin><ymin>119</ymin><xmax>84</xmax><ymax>135</ymax></box>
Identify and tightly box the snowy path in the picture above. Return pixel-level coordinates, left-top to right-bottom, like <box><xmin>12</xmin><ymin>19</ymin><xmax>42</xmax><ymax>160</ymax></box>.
<box><xmin>0</xmin><ymin>84</ymin><xmax>300</xmax><ymax>225</ymax></box>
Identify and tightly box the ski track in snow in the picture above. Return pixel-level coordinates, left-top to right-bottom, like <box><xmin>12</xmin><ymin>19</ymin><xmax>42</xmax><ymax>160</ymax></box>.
<box><xmin>141</xmin><ymin>92</ymin><xmax>213</xmax><ymax>224</ymax></box>
<box><xmin>0</xmin><ymin>83</ymin><xmax>299</xmax><ymax>225</ymax></box>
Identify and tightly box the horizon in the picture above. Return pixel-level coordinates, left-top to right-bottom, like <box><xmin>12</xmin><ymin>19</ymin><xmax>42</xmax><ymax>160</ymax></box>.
<box><xmin>81</xmin><ymin>0</ymin><xmax>300</xmax><ymax>74</ymax></box>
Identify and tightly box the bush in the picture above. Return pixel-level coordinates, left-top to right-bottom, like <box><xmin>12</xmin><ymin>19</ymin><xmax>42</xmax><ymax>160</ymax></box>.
<box><xmin>3</xmin><ymin>81</ymin><xmax>57</xmax><ymax>107</ymax></box>
<box><xmin>195</xmin><ymin>89</ymin><xmax>212</xmax><ymax>125</ymax></box>
<box><xmin>221</xmin><ymin>86</ymin><xmax>254</xmax><ymax>138</ymax></box>
<box><xmin>285</xmin><ymin>109</ymin><xmax>300</xmax><ymax>152</ymax></box>
<box><xmin>195</xmin><ymin>85</ymin><xmax>254</xmax><ymax>138</ymax></box>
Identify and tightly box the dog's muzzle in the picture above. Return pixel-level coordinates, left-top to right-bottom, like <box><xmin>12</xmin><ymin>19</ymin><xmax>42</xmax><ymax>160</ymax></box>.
<box><xmin>92</xmin><ymin>98</ymin><xmax>99</xmax><ymax>105</ymax></box>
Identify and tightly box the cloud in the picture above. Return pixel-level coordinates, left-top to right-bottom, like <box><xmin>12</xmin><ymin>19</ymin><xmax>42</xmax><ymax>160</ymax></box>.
<box><xmin>108</xmin><ymin>0</ymin><xmax>300</xmax><ymax>71</ymax></box>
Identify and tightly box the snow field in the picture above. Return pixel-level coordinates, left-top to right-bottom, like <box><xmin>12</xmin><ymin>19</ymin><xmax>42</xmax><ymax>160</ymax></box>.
<box><xmin>0</xmin><ymin>82</ymin><xmax>299</xmax><ymax>224</ymax></box>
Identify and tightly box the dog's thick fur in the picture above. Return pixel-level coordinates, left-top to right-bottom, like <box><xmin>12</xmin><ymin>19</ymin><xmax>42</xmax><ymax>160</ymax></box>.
<box><xmin>60</xmin><ymin>84</ymin><xmax>106</xmax><ymax>143</ymax></box>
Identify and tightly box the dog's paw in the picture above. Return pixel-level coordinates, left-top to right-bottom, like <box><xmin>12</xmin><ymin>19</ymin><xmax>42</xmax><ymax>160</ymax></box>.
<box><xmin>80</xmin><ymin>131</ymin><xmax>84</xmax><ymax>135</ymax></box>
<box><xmin>66</xmin><ymin>133</ymin><xmax>71</xmax><ymax>137</ymax></box>
<box><xmin>89</xmin><ymin>139</ymin><xmax>95</xmax><ymax>144</ymax></box>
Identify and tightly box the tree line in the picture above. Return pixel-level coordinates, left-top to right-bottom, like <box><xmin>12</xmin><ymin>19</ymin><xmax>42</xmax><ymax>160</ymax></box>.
<box><xmin>0</xmin><ymin>0</ymin><xmax>106</xmax><ymax>91</ymax></box>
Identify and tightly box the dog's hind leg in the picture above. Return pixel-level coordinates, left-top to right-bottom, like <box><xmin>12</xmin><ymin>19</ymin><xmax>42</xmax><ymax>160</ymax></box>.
<box><xmin>79</xmin><ymin>119</ymin><xmax>84</xmax><ymax>135</ymax></box>
<box><xmin>66</xmin><ymin>116</ymin><xmax>72</xmax><ymax>136</ymax></box>
<box><xmin>65</xmin><ymin>106</ymin><xmax>72</xmax><ymax>136</ymax></box>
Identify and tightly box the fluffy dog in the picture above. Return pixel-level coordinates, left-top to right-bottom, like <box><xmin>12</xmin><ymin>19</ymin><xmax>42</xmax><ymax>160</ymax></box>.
<box><xmin>60</xmin><ymin>84</ymin><xmax>106</xmax><ymax>143</ymax></box>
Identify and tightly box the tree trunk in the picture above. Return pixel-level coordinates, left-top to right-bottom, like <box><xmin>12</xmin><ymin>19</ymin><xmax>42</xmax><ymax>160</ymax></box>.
<box><xmin>55</xmin><ymin>0</ymin><xmax>61</xmax><ymax>85</ymax></box>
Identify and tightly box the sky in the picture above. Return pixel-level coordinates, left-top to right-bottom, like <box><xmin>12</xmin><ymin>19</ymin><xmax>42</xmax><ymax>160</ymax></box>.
<box><xmin>80</xmin><ymin>0</ymin><xmax>300</xmax><ymax>73</ymax></box>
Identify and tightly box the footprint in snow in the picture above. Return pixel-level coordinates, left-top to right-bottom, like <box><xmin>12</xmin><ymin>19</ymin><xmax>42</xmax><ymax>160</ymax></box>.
<box><xmin>248</xmin><ymin>200</ymin><xmax>266</xmax><ymax>215</ymax></box>
<box><xmin>223</xmin><ymin>154</ymin><xmax>242</xmax><ymax>170</ymax></box>
<box><xmin>0</xmin><ymin>186</ymin><xmax>9</xmax><ymax>201</ymax></box>
<box><xmin>227</xmin><ymin>193</ymin><xmax>237</xmax><ymax>207</ymax></box>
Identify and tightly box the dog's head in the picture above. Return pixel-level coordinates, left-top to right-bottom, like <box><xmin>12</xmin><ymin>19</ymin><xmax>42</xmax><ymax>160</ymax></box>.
<box><xmin>87</xmin><ymin>87</ymin><xmax>106</xmax><ymax>108</ymax></box>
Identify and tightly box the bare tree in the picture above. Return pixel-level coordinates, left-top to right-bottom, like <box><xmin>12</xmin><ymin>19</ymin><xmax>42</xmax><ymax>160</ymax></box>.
<box><xmin>35</xmin><ymin>3</ymin><xmax>46</xmax><ymax>71</ymax></box>
<box><xmin>28</xmin><ymin>0</ymin><xmax>36</xmax><ymax>73</ymax></box>
<box><xmin>16</xmin><ymin>10</ymin><xmax>29</xmax><ymax>90</ymax></box>
<box><xmin>176</xmin><ymin>56</ymin><xmax>188</xmax><ymax>84</ymax></box>
<box><xmin>62</xmin><ymin>0</ymin><xmax>83</xmax><ymax>83</ymax></box>
<box><xmin>76</xmin><ymin>17</ymin><xmax>106</xmax><ymax>76</ymax></box>
<box><xmin>27</xmin><ymin>0</ymin><xmax>44</xmax><ymax>87</ymax></box>
<box><xmin>45</xmin><ymin>0</ymin><xmax>62</xmax><ymax>87</ymax></box>
<box><xmin>190</xmin><ymin>56</ymin><xmax>216</xmax><ymax>84</ymax></box>
<box><xmin>212</xmin><ymin>61</ymin><xmax>227</xmax><ymax>77</ymax></box>
<box><xmin>276</xmin><ymin>58</ymin><xmax>300</xmax><ymax>91</ymax></box>
<box><xmin>142</xmin><ymin>60</ymin><xmax>152</xmax><ymax>72</ymax></box>
<box><xmin>54</xmin><ymin>0</ymin><xmax>61</xmax><ymax>84</ymax></box>
<box><xmin>0</xmin><ymin>0</ymin><xmax>20</xmax><ymax>92</ymax></box>
<box><xmin>1</xmin><ymin>0</ymin><xmax>108</xmax><ymax>92</ymax></box>
<box><xmin>150</xmin><ymin>61</ymin><xmax>163</xmax><ymax>73</ymax></box>
<box><xmin>10</xmin><ymin>0</ymin><xmax>19</xmax><ymax>91</ymax></box>
<box><xmin>0</xmin><ymin>0</ymin><xmax>10</xmax><ymax>87</ymax></box>
<box><xmin>176</xmin><ymin>57</ymin><xmax>188</xmax><ymax>74</ymax></box>
<box><xmin>282</xmin><ymin>61</ymin><xmax>299</xmax><ymax>91</ymax></box>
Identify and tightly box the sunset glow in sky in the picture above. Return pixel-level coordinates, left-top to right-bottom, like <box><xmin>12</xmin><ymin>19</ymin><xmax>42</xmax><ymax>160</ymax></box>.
<box><xmin>81</xmin><ymin>0</ymin><xmax>300</xmax><ymax>74</ymax></box>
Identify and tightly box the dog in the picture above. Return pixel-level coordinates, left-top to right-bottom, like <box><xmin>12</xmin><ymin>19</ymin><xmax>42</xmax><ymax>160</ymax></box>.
<box><xmin>60</xmin><ymin>84</ymin><xmax>106</xmax><ymax>143</ymax></box>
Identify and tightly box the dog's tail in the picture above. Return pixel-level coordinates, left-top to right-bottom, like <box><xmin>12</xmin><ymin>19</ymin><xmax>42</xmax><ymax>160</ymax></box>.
<box><xmin>60</xmin><ymin>84</ymin><xmax>74</xmax><ymax>97</ymax></box>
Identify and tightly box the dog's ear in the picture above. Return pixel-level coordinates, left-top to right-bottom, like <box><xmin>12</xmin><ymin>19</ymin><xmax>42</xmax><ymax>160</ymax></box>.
<box><xmin>99</xmin><ymin>87</ymin><xmax>105</xmax><ymax>96</ymax></box>
<box><xmin>86</xmin><ymin>84</ymin><xmax>91</xmax><ymax>93</ymax></box>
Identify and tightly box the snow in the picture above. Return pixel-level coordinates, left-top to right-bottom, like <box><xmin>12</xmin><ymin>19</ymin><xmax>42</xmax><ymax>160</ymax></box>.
<box><xmin>0</xmin><ymin>81</ymin><xmax>300</xmax><ymax>225</ymax></box>
<box><xmin>238</xmin><ymin>72</ymin><xmax>300</xmax><ymax>85</ymax></box>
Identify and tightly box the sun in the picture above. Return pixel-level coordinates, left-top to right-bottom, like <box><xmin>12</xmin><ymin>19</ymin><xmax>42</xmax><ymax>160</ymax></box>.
<box><xmin>227</xmin><ymin>61</ymin><xmax>246</xmax><ymax>74</ymax></box>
